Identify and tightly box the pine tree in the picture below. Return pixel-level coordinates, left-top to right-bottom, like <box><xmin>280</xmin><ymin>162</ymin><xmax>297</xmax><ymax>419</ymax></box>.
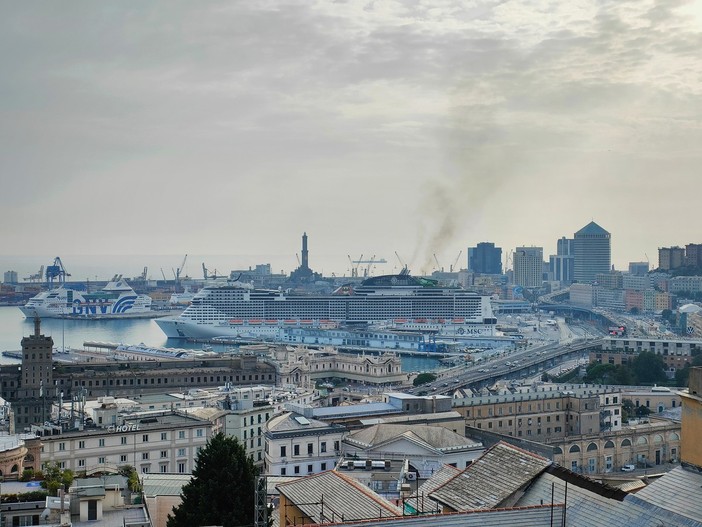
<box><xmin>167</xmin><ymin>433</ymin><xmax>258</xmax><ymax>527</ymax></box>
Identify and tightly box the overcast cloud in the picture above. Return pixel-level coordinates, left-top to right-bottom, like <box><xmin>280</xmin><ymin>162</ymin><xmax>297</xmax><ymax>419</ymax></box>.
<box><xmin>1</xmin><ymin>0</ymin><xmax>701</xmax><ymax>276</ymax></box>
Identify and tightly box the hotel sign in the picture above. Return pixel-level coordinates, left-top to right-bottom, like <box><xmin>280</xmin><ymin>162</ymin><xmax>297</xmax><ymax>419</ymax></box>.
<box><xmin>107</xmin><ymin>424</ymin><xmax>141</xmax><ymax>433</ymax></box>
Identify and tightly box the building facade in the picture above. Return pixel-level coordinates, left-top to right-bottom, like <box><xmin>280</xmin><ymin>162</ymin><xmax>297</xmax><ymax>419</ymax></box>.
<box><xmin>573</xmin><ymin>221</ymin><xmax>611</xmax><ymax>284</ymax></box>
<box><xmin>513</xmin><ymin>247</ymin><xmax>543</xmax><ymax>288</ymax></box>
<box><xmin>37</xmin><ymin>410</ymin><xmax>213</xmax><ymax>474</ymax></box>
<box><xmin>468</xmin><ymin>242</ymin><xmax>502</xmax><ymax>275</ymax></box>
<box><xmin>658</xmin><ymin>247</ymin><xmax>686</xmax><ymax>271</ymax></box>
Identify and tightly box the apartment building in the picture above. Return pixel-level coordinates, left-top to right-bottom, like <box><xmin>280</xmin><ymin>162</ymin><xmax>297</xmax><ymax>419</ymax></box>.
<box><xmin>453</xmin><ymin>385</ymin><xmax>621</xmax><ymax>442</ymax></box>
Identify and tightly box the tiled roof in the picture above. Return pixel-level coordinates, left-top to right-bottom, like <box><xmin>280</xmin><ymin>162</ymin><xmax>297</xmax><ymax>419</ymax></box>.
<box><xmin>276</xmin><ymin>470</ymin><xmax>401</xmax><ymax>524</ymax></box>
<box><xmin>345</xmin><ymin>424</ymin><xmax>480</xmax><ymax>451</ymax></box>
<box><xmin>404</xmin><ymin>464</ymin><xmax>462</xmax><ymax>514</ymax></box>
<box><xmin>429</xmin><ymin>442</ymin><xmax>550</xmax><ymax>511</ymax></box>
<box><xmin>141</xmin><ymin>473</ymin><xmax>192</xmax><ymax>496</ymax></box>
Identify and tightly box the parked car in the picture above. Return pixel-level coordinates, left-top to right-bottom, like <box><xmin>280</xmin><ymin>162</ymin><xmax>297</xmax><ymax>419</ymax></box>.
<box><xmin>621</xmin><ymin>464</ymin><xmax>636</xmax><ymax>472</ymax></box>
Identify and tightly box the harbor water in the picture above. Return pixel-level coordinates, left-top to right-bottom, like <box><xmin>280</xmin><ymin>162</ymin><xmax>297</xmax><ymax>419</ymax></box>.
<box><xmin>0</xmin><ymin>307</ymin><xmax>442</xmax><ymax>372</ymax></box>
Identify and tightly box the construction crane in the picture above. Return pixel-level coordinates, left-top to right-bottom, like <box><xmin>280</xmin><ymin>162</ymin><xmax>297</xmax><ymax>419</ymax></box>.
<box><xmin>395</xmin><ymin>251</ymin><xmax>407</xmax><ymax>272</ymax></box>
<box><xmin>160</xmin><ymin>268</ymin><xmax>167</xmax><ymax>281</ymax></box>
<box><xmin>364</xmin><ymin>255</ymin><xmax>376</xmax><ymax>277</ymax></box>
<box><xmin>433</xmin><ymin>253</ymin><xmax>442</xmax><ymax>272</ymax></box>
<box><xmin>24</xmin><ymin>265</ymin><xmax>44</xmax><ymax>282</ymax></box>
<box><xmin>46</xmin><ymin>257</ymin><xmax>70</xmax><ymax>285</ymax></box>
<box><xmin>175</xmin><ymin>254</ymin><xmax>188</xmax><ymax>284</ymax></box>
<box><xmin>450</xmin><ymin>250</ymin><xmax>463</xmax><ymax>272</ymax></box>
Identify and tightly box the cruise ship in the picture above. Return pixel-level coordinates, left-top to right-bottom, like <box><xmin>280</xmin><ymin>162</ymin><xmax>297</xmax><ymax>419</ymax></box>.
<box><xmin>20</xmin><ymin>278</ymin><xmax>154</xmax><ymax>319</ymax></box>
<box><xmin>155</xmin><ymin>271</ymin><xmax>497</xmax><ymax>340</ymax></box>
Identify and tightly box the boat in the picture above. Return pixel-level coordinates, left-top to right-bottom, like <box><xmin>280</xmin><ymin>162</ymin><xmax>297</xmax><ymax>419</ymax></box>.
<box><xmin>20</xmin><ymin>278</ymin><xmax>154</xmax><ymax>319</ymax></box>
<box><xmin>169</xmin><ymin>285</ymin><xmax>196</xmax><ymax>306</ymax></box>
<box><xmin>155</xmin><ymin>270</ymin><xmax>497</xmax><ymax>341</ymax></box>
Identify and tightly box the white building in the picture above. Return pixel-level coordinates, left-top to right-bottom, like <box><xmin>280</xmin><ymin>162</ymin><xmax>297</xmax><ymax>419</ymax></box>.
<box><xmin>264</xmin><ymin>410</ymin><xmax>346</xmax><ymax>476</ymax></box>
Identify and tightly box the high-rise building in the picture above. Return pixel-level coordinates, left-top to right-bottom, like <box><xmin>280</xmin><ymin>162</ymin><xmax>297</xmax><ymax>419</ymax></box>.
<box><xmin>556</xmin><ymin>237</ymin><xmax>574</xmax><ymax>256</ymax></box>
<box><xmin>628</xmin><ymin>262</ymin><xmax>649</xmax><ymax>276</ymax></box>
<box><xmin>513</xmin><ymin>247</ymin><xmax>543</xmax><ymax>288</ymax></box>
<box><xmin>658</xmin><ymin>247</ymin><xmax>685</xmax><ymax>271</ymax></box>
<box><xmin>573</xmin><ymin>221</ymin><xmax>611</xmax><ymax>283</ymax></box>
<box><xmin>3</xmin><ymin>270</ymin><xmax>18</xmax><ymax>284</ymax></box>
<box><xmin>468</xmin><ymin>242</ymin><xmax>502</xmax><ymax>275</ymax></box>
<box><xmin>686</xmin><ymin>244</ymin><xmax>702</xmax><ymax>268</ymax></box>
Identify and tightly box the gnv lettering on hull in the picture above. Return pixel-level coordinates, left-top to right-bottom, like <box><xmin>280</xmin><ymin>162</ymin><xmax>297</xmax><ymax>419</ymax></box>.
<box><xmin>73</xmin><ymin>299</ymin><xmax>110</xmax><ymax>316</ymax></box>
<box><xmin>107</xmin><ymin>424</ymin><xmax>141</xmax><ymax>433</ymax></box>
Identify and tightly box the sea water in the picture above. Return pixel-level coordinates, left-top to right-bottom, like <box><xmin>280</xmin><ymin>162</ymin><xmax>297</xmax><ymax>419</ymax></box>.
<box><xmin>0</xmin><ymin>307</ymin><xmax>441</xmax><ymax>372</ymax></box>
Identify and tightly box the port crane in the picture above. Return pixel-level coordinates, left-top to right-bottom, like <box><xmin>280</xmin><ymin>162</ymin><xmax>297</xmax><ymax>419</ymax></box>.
<box><xmin>347</xmin><ymin>254</ymin><xmax>363</xmax><ymax>277</ymax></box>
<box><xmin>173</xmin><ymin>254</ymin><xmax>188</xmax><ymax>286</ymax></box>
<box><xmin>46</xmin><ymin>257</ymin><xmax>70</xmax><ymax>285</ymax></box>
<box><xmin>433</xmin><ymin>253</ymin><xmax>442</xmax><ymax>272</ymax></box>
<box><xmin>202</xmin><ymin>262</ymin><xmax>226</xmax><ymax>280</ymax></box>
<box><xmin>394</xmin><ymin>251</ymin><xmax>408</xmax><ymax>273</ymax></box>
<box><xmin>24</xmin><ymin>265</ymin><xmax>44</xmax><ymax>283</ymax></box>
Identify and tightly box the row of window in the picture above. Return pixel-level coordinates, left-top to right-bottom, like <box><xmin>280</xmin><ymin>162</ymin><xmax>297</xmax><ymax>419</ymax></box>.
<box><xmin>49</xmin><ymin>429</ymin><xmax>204</xmax><ymax>451</ymax></box>
<box><xmin>279</xmin><ymin>440</ymin><xmax>340</xmax><ymax>458</ymax></box>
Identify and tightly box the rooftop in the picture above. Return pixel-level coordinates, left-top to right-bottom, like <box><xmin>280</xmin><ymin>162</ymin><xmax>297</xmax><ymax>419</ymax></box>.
<box><xmin>575</xmin><ymin>221</ymin><xmax>610</xmax><ymax>237</ymax></box>
<box><xmin>345</xmin><ymin>424</ymin><xmax>481</xmax><ymax>452</ymax></box>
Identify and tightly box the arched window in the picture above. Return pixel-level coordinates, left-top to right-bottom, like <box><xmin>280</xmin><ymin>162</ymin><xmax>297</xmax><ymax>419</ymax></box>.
<box><xmin>670</xmin><ymin>432</ymin><xmax>680</xmax><ymax>441</ymax></box>
<box><xmin>553</xmin><ymin>447</ymin><xmax>563</xmax><ymax>454</ymax></box>
<box><xmin>569</xmin><ymin>445</ymin><xmax>580</xmax><ymax>453</ymax></box>
<box><xmin>604</xmin><ymin>441</ymin><xmax>614</xmax><ymax>449</ymax></box>
<box><xmin>586</xmin><ymin>443</ymin><xmax>598</xmax><ymax>452</ymax></box>
<box><xmin>621</xmin><ymin>439</ymin><xmax>632</xmax><ymax>447</ymax></box>
<box><xmin>636</xmin><ymin>437</ymin><xmax>648</xmax><ymax>445</ymax></box>
<box><xmin>653</xmin><ymin>434</ymin><xmax>663</xmax><ymax>444</ymax></box>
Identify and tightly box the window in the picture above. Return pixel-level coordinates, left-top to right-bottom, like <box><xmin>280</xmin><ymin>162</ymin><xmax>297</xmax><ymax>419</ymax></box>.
<box><xmin>321</xmin><ymin>462</ymin><xmax>327</xmax><ymax>470</ymax></box>
<box><xmin>78</xmin><ymin>441</ymin><xmax>85</xmax><ymax>449</ymax></box>
<box><xmin>142</xmin><ymin>434</ymin><xmax>149</xmax><ymax>443</ymax></box>
<box><xmin>280</xmin><ymin>446</ymin><xmax>287</xmax><ymax>457</ymax></box>
<box><xmin>160</xmin><ymin>465</ymin><xmax>168</xmax><ymax>473</ymax></box>
<box><xmin>120</xmin><ymin>455</ymin><xmax>127</xmax><ymax>463</ymax></box>
<box><xmin>307</xmin><ymin>443</ymin><xmax>313</xmax><ymax>455</ymax></box>
<box><xmin>178</xmin><ymin>448</ymin><xmax>186</xmax><ymax>457</ymax></box>
<box><xmin>178</xmin><ymin>431</ymin><xmax>185</xmax><ymax>439</ymax></box>
<box><xmin>142</xmin><ymin>452</ymin><xmax>150</xmax><ymax>460</ymax></box>
<box><xmin>98</xmin><ymin>457</ymin><xmax>105</xmax><ymax>464</ymax></box>
<box><xmin>294</xmin><ymin>445</ymin><xmax>300</xmax><ymax>456</ymax></box>
<box><xmin>161</xmin><ymin>432</ymin><xmax>168</xmax><ymax>441</ymax></box>
<box><xmin>161</xmin><ymin>450</ymin><xmax>168</xmax><ymax>458</ymax></box>
<box><xmin>196</xmin><ymin>429</ymin><xmax>204</xmax><ymax>438</ymax></box>
<box><xmin>98</xmin><ymin>438</ymin><xmax>105</xmax><ymax>447</ymax></box>
<box><xmin>58</xmin><ymin>442</ymin><xmax>65</xmax><ymax>451</ymax></box>
<box><xmin>307</xmin><ymin>464</ymin><xmax>313</xmax><ymax>473</ymax></box>
<box><xmin>178</xmin><ymin>462</ymin><xmax>186</xmax><ymax>473</ymax></box>
<box><xmin>121</xmin><ymin>437</ymin><xmax>127</xmax><ymax>445</ymax></box>
<box><xmin>78</xmin><ymin>459</ymin><xmax>85</xmax><ymax>467</ymax></box>
<box><xmin>294</xmin><ymin>465</ymin><xmax>300</xmax><ymax>474</ymax></box>
<box><xmin>334</xmin><ymin>441</ymin><xmax>340</xmax><ymax>451</ymax></box>
<box><xmin>281</xmin><ymin>467</ymin><xmax>287</xmax><ymax>476</ymax></box>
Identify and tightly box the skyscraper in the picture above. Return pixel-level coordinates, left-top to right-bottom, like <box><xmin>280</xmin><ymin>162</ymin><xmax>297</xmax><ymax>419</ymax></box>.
<box><xmin>468</xmin><ymin>242</ymin><xmax>502</xmax><ymax>275</ymax></box>
<box><xmin>573</xmin><ymin>221</ymin><xmax>611</xmax><ymax>283</ymax></box>
<box><xmin>513</xmin><ymin>247</ymin><xmax>543</xmax><ymax>288</ymax></box>
<box><xmin>550</xmin><ymin>236</ymin><xmax>575</xmax><ymax>284</ymax></box>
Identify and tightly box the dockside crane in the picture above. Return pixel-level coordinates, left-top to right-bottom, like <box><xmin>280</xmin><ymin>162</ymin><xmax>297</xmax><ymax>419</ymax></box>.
<box><xmin>395</xmin><ymin>251</ymin><xmax>408</xmax><ymax>273</ymax></box>
<box><xmin>433</xmin><ymin>253</ymin><xmax>442</xmax><ymax>272</ymax></box>
<box><xmin>46</xmin><ymin>257</ymin><xmax>70</xmax><ymax>285</ymax></box>
<box><xmin>24</xmin><ymin>265</ymin><xmax>44</xmax><ymax>283</ymax></box>
<box><xmin>364</xmin><ymin>255</ymin><xmax>375</xmax><ymax>277</ymax></box>
<box><xmin>202</xmin><ymin>262</ymin><xmax>226</xmax><ymax>280</ymax></box>
<box><xmin>175</xmin><ymin>254</ymin><xmax>188</xmax><ymax>284</ymax></box>
<box><xmin>160</xmin><ymin>268</ymin><xmax>167</xmax><ymax>281</ymax></box>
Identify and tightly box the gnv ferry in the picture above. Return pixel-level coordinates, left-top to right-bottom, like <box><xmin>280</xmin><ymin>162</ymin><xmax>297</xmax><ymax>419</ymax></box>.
<box><xmin>20</xmin><ymin>278</ymin><xmax>153</xmax><ymax>319</ymax></box>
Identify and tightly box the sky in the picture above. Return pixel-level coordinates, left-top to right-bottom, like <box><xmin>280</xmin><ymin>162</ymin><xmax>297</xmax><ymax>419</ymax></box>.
<box><xmin>1</xmin><ymin>0</ymin><xmax>701</xmax><ymax>279</ymax></box>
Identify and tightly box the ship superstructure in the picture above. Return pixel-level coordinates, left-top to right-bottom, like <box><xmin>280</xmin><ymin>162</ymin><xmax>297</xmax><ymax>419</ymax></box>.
<box><xmin>155</xmin><ymin>271</ymin><xmax>496</xmax><ymax>340</ymax></box>
<box><xmin>20</xmin><ymin>278</ymin><xmax>153</xmax><ymax>319</ymax></box>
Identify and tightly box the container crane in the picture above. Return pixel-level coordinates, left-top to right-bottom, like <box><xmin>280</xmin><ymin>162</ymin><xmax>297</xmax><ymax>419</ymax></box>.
<box><xmin>46</xmin><ymin>257</ymin><xmax>70</xmax><ymax>285</ymax></box>
<box><xmin>24</xmin><ymin>265</ymin><xmax>44</xmax><ymax>283</ymax></box>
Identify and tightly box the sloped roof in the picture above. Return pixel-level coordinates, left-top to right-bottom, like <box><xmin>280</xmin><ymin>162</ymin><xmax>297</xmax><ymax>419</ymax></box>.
<box><xmin>141</xmin><ymin>473</ymin><xmax>192</xmax><ymax>496</ymax></box>
<box><xmin>345</xmin><ymin>424</ymin><xmax>480</xmax><ymax>451</ymax></box>
<box><xmin>516</xmin><ymin>469</ymin><xmax>700</xmax><ymax>527</ymax></box>
<box><xmin>429</xmin><ymin>442</ymin><xmax>550</xmax><ymax>511</ymax></box>
<box><xmin>266</xmin><ymin>412</ymin><xmax>337</xmax><ymax>434</ymax></box>
<box><xmin>405</xmin><ymin>464</ymin><xmax>462</xmax><ymax>514</ymax></box>
<box><xmin>575</xmin><ymin>221</ymin><xmax>610</xmax><ymax>237</ymax></box>
<box><xmin>634</xmin><ymin>465</ymin><xmax>702</xmax><ymax>524</ymax></box>
<box><xmin>276</xmin><ymin>470</ymin><xmax>401</xmax><ymax>523</ymax></box>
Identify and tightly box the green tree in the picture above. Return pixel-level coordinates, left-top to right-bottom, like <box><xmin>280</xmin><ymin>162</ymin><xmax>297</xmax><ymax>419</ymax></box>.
<box><xmin>631</xmin><ymin>352</ymin><xmax>668</xmax><ymax>385</ymax></box>
<box><xmin>167</xmin><ymin>434</ymin><xmax>258</xmax><ymax>527</ymax></box>
<box><xmin>119</xmin><ymin>465</ymin><xmax>141</xmax><ymax>492</ymax></box>
<box><xmin>40</xmin><ymin>462</ymin><xmax>73</xmax><ymax>496</ymax></box>
<box><xmin>413</xmin><ymin>373</ymin><xmax>437</xmax><ymax>387</ymax></box>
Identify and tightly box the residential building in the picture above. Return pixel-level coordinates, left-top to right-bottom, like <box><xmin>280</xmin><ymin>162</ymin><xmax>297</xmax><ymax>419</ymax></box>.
<box><xmin>593</xmin><ymin>287</ymin><xmax>625</xmax><ymax>311</ymax></box>
<box><xmin>658</xmin><ymin>246</ymin><xmax>686</xmax><ymax>271</ymax></box>
<box><xmin>264</xmin><ymin>410</ymin><xmax>346</xmax><ymax>476</ymax></box>
<box><xmin>573</xmin><ymin>221</ymin><xmax>611</xmax><ymax>284</ymax></box>
<box><xmin>468</xmin><ymin>242</ymin><xmax>502</xmax><ymax>275</ymax></box>
<box><xmin>569</xmin><ymin>283</ymin><xmax>593</xmax><ymax>307</ymax></box>
<box><xmin>686</xmin><ymin>243</ymin><xmax>702</xmax><ymax>268</ymax></box>
<box><xmin>622</xmin><ymin>273</ymin><xmax>652</xmax><ymax>291</ymax></box>
<box><xmin>669</xmin><ymin>275</ymin><xmax>702</xmax><ymax>294</ymax></box>
<box><xmin>513</xmin><ymin>247</ymin><xmax>543</xmax><ymax>288</ymax></box>
<box><xmin>595</xmin><ymin>271</ymin><xmax>623</xmax><ymax>289</ymax></box>
<box><xmin>3</xmin><ymin>271</ymin><xmax>18</xmax><ymax>284</ymax></box>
